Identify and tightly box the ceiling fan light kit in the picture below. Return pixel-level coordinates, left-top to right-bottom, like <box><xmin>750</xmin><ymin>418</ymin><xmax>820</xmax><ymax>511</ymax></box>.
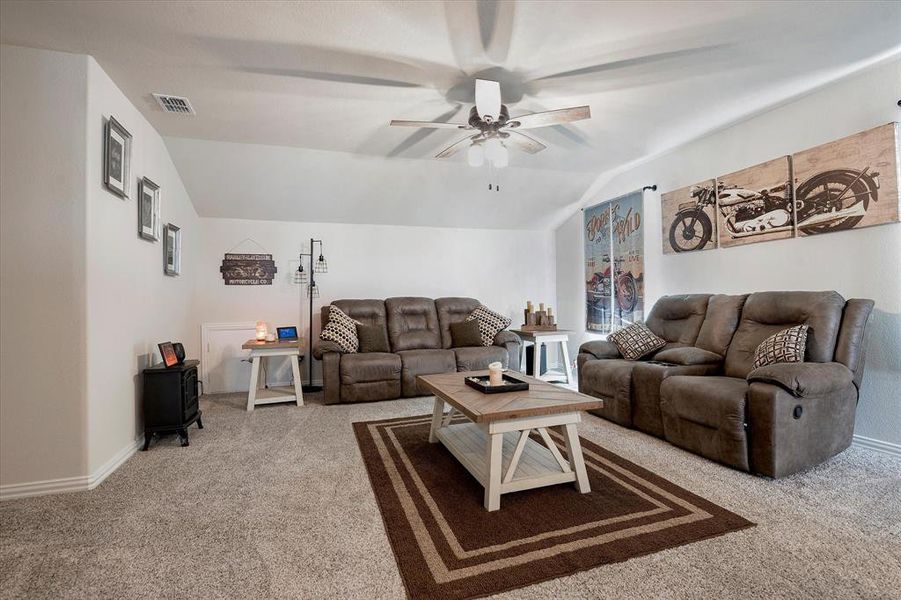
<box><xmin>390</xmin><ymin>78</ymin><xmax>590</xmax><ymax>184</ymax></box>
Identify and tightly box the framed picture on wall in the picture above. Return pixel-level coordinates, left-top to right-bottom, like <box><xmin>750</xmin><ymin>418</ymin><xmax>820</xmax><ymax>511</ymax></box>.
<box><xmin>661</xmin><ymin>179</ymin><xmax>718</xmax><ymax>254</ymax></box>
<box><xmin>715</xmin><ymin>156</ymin><xmax>793</xmax><ymax>248</ymax></box>
<box><xmin>164</xmin><ymin>223</ymin><xmax>181</xmax><ymax>276</ymax></box>
<box><xmin>792</xmin><ymin>122</ymin><xmax>899</xmax><ymax>236</ymax></box>
<box><xmin>138</xmin><ymin>177</ymin><xmax>160</xmax><ymax>241</ymax></box>
<box><xmin>103</xmin><ymin>116</ymin><xmax>132</xmax><ymax>198</ymax></box>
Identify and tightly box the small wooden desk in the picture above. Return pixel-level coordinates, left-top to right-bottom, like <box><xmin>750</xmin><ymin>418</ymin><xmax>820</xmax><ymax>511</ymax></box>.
<box><xmin>418</xmin><ymin>370</ymin><xmax>603</xmax><ymax>511</ymax></box>
<box><xmin>241</xmin><ymin>339</ymin><xmax>304</xmax><ymax>411</ymax></box>
<box><xmin>511</xmin><ymin>329</ymin><xmax>574</xmax><ymax>384</ymax></box>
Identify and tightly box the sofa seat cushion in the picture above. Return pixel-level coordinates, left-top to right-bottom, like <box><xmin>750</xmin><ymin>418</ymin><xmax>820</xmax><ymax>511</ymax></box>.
<box><xmin>630</xmin><ymin>361</ymin><xmax>721</xmax><ymax>438</ymax></box>
<box><xmin>579</xmin><ymin>359</ymin><xmax>637</xmax><ymax>427</ymax></box>
<box><xmin>398</xmin><ymin>349</ymin><xmax>457</xmax><ymax>397</ymax></box>
<box><xmin>339</xmin><ymin>352</ymin><xmax>401</xmax><ymax>385</ymax></box>
<box><xmin>660</xmin><ymin>376</ymin><xmax>749</xmax><ymax>471</ymax></box>
<box><xmin>453</xmin><ymin>346</ymin><xmax>508</xmax><ymax>371</ymax></box>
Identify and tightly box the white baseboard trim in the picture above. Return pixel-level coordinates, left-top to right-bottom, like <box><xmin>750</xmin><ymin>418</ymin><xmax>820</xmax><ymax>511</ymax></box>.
<box><xmin>852</xmin><ymin>435</ymin><xmax>901</xmax><ymax>457</ymax></box>
<box><xmin>0</xmin><ymin>435</ymin><xmax>143</xmax><ymax>501</ymax></box>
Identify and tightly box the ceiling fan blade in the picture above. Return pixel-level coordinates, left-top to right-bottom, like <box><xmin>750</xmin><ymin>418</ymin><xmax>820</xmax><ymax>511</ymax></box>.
<box><xmin>475</xmin><ymin>79</ymin><xmax>502</xmax><ymax>122</ymax></box>
<box><xmin>388</xmin><ymin>105</ymin><xmax>465</xmax><ymax>158</ymax></box>
<box><xmin>507</xmin><ymin>106</ymin><xmax>591</xmax><ymax>130</ymax></box>
<box><xmin>389</xmin><ymin>120</ymin><xmax>471</xmax><ymax>130</ymax></box>
<box><xmin>505</xmin><ymin>132</ymin><xmax>547</xmax><ymax>155</ymax></box>
<box><xmin>435</xmin><ymin>135</ymin><xmax>480</xmax><ymax>159</ymax></box>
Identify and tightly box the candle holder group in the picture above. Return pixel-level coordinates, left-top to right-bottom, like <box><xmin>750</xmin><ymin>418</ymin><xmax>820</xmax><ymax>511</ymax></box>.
<box><xmin>520</xmin><ymin>301</ymin><xmax>557</xmax><ymax>331</ymax></box>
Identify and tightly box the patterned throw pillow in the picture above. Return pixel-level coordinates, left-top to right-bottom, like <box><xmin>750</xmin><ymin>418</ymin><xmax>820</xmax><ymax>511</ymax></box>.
<box><xmin>320</xmin><ymin>305</ymin><xmax>360</xmax><ymax>353</ymax></box>
<box><xmin>753</xmin><ymin>325</ymin><xmax>808</xmax><ymax>369</ymax></box>
<box><xmin>466</xmin><ymin>305</ymin><xmax>512</xmax><ymax>347</ymax></box>
<box><xmin>608</xmin><ymin>323</ymin><xmax>666</xmax><ymax>361</ymax></box>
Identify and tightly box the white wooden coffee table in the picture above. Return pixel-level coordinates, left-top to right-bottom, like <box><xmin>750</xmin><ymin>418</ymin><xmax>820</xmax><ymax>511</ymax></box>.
<box><xmin>418</xmin><ymin>371</ymin><xmax>603</xmax><ymax>511</ymax></box>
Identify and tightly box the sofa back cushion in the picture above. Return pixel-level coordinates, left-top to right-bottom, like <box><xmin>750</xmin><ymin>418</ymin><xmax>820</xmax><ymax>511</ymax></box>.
<box><xmin>435</xmin><ymin>297</ymin><xmax>481</xmax><ymax>349</ymax></box>
<box><xmin>645</xmin><ymin>294</ymin><xmax>711</xmax><ymax>345</ymax></box>
<box><xmin>724</xmin><ymin>291</ymin><xmax>845</xmax><ymax>378</ymax></box>
<box><xmin>386</xmin><ymin>297</ymin><xmax>441</xmax><ymax>351</ymax></box>
<box><xmin>321</xmin><ymin>299</ymin><xmax>388</xmax><ymax>340</ymax></box>
<box><xmin>695</xmin><ymin>294</ymin><xmax>748</xmax><ymax>356</ymax></box>
<box><xmin>833</xmin><ymin>298</ymin><xmax>875</xmax><ymax>389</ymax></box>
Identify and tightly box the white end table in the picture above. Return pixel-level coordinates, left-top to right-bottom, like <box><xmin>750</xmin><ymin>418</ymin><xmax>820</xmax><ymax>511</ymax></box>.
<box><xmin>511</xmin><ymin>329</ymin><xmax>574</xmax><ymax>385</ymax></box>
<box><xmin>241</xmin><ymin>339</ymin><xmax>304</xmax><ymax>411</ymax></box>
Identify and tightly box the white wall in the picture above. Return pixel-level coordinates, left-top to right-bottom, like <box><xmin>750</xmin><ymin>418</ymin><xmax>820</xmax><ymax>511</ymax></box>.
<box><xmin>1</xmin><ymin>45</ymin><xmax>200</xmax><ymax>495</ymax></box>
<box><xmin>0</xmin><ymin>46</ymin><xmax>89</xmax><ymax>487</ymax></box>
<box><xmin>555</xmin><ymin>58</ymin><xmax>901</xmax><ymax>447</ymax></box>
<box><xmin>198</xmin><ymin>218</ymin><xmax>556</xmax><ymax>384</ymax></box>
<box><xmin>84</xmin><ymin>57</ymin><xmax>200</xmax><ymax>474</ymax></box>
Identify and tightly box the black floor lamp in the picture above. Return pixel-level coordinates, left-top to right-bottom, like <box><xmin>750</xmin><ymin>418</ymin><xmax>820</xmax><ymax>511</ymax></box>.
<box><xmin>294</xmin><ymin>238</ymin><xmax>327</xmax><ymax>392</ymax></box>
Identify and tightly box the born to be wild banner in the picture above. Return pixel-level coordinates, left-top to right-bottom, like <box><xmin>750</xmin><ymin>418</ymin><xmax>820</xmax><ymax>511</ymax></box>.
<box><xmin>584</xmin><ymin>190</ymin><xmax>645</xmax><ymax>333</ymax></box>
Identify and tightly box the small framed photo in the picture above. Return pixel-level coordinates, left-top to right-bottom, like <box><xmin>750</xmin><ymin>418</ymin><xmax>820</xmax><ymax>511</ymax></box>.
<box><xmin>138</xmin><ymin>177</ymin><xmax>161</xmax><ymax>241</ymax></box>
<box><xmin>158</xmin><ymin>342</ymin><xmax>178</xmax><ymax>368</ymax></box>
<box><xmin>164</xmin><ymin>223</ymin><xmax>181</xmax><ymax>276</ymax></box>
<box><xmin>104</xmin><ymin>116</ymin><xmax>132</xmax><ymax>198</ymax></box>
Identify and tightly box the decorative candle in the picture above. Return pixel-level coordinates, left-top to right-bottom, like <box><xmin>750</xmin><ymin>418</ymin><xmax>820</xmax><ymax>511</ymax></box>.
<box><xmin>547</xmin><ymin>306</ymin><xmax>553</xmax><ymax>317</ymax></box>
<box><xmin>255</xmin><ymin>320</ymin><xmax>268</xmax><ymax>341</ymax></box>
<box><xmin>488</xmin><ymin>361</ymin><xmax>503</xmax><ymax>386</ymax></box>
<box><xmin>526</xmin><ymin>301</ymin><xmax>533</xmax><ymax>312</ymax></box>
<box><xmin>539</xmin><ymin>303</ymin><xmax>545</xmax><ymax>312</ymax></box>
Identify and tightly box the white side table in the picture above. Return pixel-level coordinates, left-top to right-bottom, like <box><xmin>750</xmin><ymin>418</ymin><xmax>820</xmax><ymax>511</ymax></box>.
<box><xmin>241</xmin><ymin>339</ymin><xmax>305</xmax><ymax>411</ymax></box>
<box><xmin>511</xmin><ymin>330</ymin><xmax>574</xmax><ymax>385</ymax></box>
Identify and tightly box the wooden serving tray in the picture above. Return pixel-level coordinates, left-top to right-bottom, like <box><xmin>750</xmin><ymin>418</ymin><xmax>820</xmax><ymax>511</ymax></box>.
<box><xmin>464</xmin><ymin>373</ymin><xmax>530</xmax><ymax>394</ymax></box>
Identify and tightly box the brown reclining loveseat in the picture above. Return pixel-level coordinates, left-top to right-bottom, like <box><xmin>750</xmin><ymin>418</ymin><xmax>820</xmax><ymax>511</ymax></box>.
<box><xmin>578</xmin><ymin>291</ymin><xmax>873</xmax><ymax>477</ymax></box>
<box><xmin>313</xmin><ymin>297</ymin><xmax>521</xmax><ymax>404</ymax></box>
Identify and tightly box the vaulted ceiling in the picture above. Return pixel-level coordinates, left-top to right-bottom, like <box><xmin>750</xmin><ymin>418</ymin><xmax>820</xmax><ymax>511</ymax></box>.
<box><xmin>2</xmin><ymin>1</ymin><xmax>900</xmax><ymax>228</ymax></box>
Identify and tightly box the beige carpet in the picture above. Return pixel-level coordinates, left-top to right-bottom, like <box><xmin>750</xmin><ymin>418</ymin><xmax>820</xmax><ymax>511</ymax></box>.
<box><xmin>1</xmin><ymin>392</ymin><xmax>899</xmax><ymax>599</ymax></box>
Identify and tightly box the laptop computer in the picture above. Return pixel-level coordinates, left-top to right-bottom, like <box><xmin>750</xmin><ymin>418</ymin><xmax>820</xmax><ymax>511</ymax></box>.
<box><xmin>276</xmin><ymin>326</ymin><xmax>299</xmax><ymax>341</ymax></box>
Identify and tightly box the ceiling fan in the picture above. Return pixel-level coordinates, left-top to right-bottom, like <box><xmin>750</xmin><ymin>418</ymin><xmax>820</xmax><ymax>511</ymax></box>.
<box><xmin>389</xmin><ymin>79</ymin><xmax>590</xmax><ymax>169</ymax></box>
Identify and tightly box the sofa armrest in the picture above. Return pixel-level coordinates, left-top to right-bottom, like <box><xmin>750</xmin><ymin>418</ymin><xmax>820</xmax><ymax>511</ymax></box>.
<box><xmin>653</xmin><ymin>346</ymin><xmax>723</xmax><ymax>366</ymax></box>
<box><xmin>494</xmin><ymin>330</ymin><xmax>522</xmax><ymax>371</ymax></box>
<box><xmin>493</xmin><ymin>330</ymin><xmax>521</xmax><ymax>347</ymax></box>
<box><xmin>313</xmin><ymin>340</ymin><xmax>345</xmax><ymax>360</ymax></box>
<box><xmin>579</xmin><ymin>340</ymin><xmax>620</xmax><ymax>360</ymax></box>
<box><xmin>747</xmin><ymin>362</ymin><xmax>853</xmax><ymax>398</ymax></box>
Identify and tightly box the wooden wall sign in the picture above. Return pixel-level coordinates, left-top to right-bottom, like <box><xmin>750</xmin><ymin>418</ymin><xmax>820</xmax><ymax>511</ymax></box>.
<box><xmin>220</xmin><ymin>253</ymin><xmax>277</xmax><ymax>285</ymax></box>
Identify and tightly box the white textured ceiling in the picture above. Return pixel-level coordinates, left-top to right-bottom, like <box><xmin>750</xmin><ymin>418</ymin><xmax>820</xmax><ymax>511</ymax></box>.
<box><xmin>2</xmin><ymin>1</ymin><xmax>900</xmax><ymax>228</ymax></box>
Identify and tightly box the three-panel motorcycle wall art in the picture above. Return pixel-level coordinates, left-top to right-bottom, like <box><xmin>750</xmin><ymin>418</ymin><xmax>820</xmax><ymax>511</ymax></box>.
<box><xmin>661</xmin><ymin>122</ymin><xmax>900</xmax><ymax>254</ymax></box>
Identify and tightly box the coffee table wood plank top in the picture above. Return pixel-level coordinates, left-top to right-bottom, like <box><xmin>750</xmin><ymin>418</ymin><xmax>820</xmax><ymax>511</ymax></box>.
<box><xmin>417</xmin><ymin>370</ymin><xmax>602</xmax><ymax>423</ymax></box>
<box><xmin>418</xmin><ymin>370</ymin><xmax>604</xmax><ymax>511</ymax></box>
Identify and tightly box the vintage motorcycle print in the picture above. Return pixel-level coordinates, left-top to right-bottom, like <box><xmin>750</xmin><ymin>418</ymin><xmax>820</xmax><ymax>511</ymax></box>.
<box><xmin>665</xmin><ymin>167</ymin><xmax>881</xmax><ymax>252</ymax></box>
<box><xmin>662</xmin><ymin>179</ymin><xmax>717</xmax><ymax>254</ymax></box>
<box><xmin>586</xmin><ymin>255</ymin><xmax>639</xmax><ymax>318</ymax></box>
<box><xmin>791</xmin><ymin>122</ymin><xmax>898</xmax><ymax>236</ymax></box>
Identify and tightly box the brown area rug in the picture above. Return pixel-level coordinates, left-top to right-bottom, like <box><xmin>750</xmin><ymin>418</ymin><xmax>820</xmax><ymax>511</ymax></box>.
<box><xmin>353</xmin><ymin>414</ymin><xmax>754</xmax><ymax>600</ymax></box>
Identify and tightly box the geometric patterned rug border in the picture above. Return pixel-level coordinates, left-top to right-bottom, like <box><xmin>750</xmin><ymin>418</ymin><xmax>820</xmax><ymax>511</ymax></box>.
<box><xmin>353</xmin><ymin>414</ymin><xmax>754</xmax><ymax>600</ymax></box>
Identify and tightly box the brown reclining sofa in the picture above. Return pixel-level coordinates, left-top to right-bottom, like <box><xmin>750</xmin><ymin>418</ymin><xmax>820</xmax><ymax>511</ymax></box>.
<box><xmin>578</xmin><ymin>291</ymin><xmax>873</xmax><ymax>477</ymax></box>
<box><xmin>313</xmin><ymin>297</ymin><xmax>521</xmax><ymax>404</ymax></box>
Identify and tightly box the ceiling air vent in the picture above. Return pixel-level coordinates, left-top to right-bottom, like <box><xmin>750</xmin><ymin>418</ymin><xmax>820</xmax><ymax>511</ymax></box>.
<box><xmin>152</xmin><ymin>93</ymin><xmax>195</xmax><ymax>115</ymax></box>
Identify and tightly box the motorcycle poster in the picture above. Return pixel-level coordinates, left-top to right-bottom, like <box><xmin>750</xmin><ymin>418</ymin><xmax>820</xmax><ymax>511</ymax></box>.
<box><xmin>584</xmin><ymin>190</ymin><xmax>645</xmax><ymax>333</ymax></box>
<box><xmin>610</xmin><ymin>192</ymin><xmax>644</xmax><ymax>328</ymax></box>
<box><xmin>791</xmin><ymin>122</ymin><xmax>898</xmax><ymax>236</ymax></box>
<box><xmin>716</xmin><ymin>156</ymin><xmax>794</xmax><ymax>248</ymax></box>
<box><xmin>661</xmin><ymin>179</ymin><xmax>718</xmax><ymax>254</ymax></box>
<box><xmin>584</xmin><ymin>201</ymin><xmax>612</xmax><ymax>333</ymax></box>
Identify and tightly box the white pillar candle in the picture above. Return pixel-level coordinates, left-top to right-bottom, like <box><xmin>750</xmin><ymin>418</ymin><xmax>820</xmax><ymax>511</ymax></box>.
<box><xmin>488</xmin><ymin>361</ymin><xmax>503</xmax><ymax>386</ymax></box>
